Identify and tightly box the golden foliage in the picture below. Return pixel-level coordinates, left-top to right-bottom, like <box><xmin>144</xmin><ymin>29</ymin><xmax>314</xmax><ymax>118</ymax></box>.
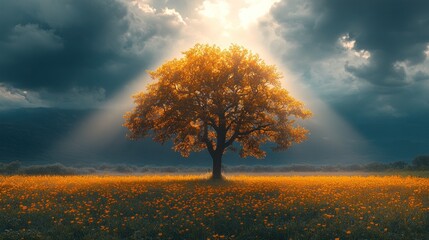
<box><xmin>124</xmin><ymin>44</ymin><xmax>311</xmax><ymax>159</ymax></box>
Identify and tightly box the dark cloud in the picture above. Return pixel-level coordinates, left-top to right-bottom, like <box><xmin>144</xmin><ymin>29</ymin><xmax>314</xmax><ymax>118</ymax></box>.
<box><xmin>0</xmin><ymin>0</ymin><xmax>184</xmax><ymax>99</ymax></box>
<box><xmin>269</xmin><ymin>0</ymin><xmax>429</xmax><ymax>87</ymax></box>
<box><xmin>413</xmin><ymin>71</ymin><xmax>429</xmax><ymax>82</ymax></box>
<box><xmin>263</xmin><ymin>0</ymin><xmax>429</xmax><ymax>162</ymax></box>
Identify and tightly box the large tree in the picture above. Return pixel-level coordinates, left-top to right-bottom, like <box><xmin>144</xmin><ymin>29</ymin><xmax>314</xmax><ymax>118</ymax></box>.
<box><xmin>124</xmin><ymin>44</ymin><xmax>311</xmax><ymax>179</ymax></box>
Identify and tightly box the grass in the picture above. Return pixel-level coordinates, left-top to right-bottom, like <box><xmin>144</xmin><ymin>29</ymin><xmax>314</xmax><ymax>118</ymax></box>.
<box><xmin>0</xmin><ymin>175</ymin><xmax>428</xmax><ymax>239</ymax></box>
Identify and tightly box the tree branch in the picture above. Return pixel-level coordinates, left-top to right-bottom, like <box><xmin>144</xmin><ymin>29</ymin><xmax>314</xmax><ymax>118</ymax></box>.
<box><xmin>238</xmin><ymin>123</ymin><xmax>272</xmax><ymax>136</ymax></box>
<box><xmin>224</xmin><ymin>123</ymin><xmax>273</xmax><ymax>154</ymax></box>
<box><xmin>223</xmin><ymin>120</ymin><xmax>241</xmax><ymax>148</ymax></box>
<box><xmin>202</xmin><ymin>123</ymin><xmax>215</xmax><ymax>157</ymax></box>
<box><xmin>207</xmin><ymin>117</ymin><xmax>219</xmax><ymax>132</ymax></box>
<box><xmin>224</xmin><ymin>131</ymin><xmax>239</xmax><ymax>148</ymax></box>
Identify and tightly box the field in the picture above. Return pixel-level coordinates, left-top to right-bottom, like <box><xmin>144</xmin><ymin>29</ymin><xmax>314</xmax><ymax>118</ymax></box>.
<box><xmin>0</xmin><ymin>175</ymin><xmax>428</xmax><ymax>240</ymax></box>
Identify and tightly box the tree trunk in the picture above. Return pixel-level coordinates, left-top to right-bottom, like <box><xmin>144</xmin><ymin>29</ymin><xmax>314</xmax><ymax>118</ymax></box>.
<box><xmin>211</xmin><ymin>153</ymin><xmax>223</xmax><ymax>180</ymax></box>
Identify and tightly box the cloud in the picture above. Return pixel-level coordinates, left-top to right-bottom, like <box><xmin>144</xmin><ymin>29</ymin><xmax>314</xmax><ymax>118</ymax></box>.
<box><xmin>268</xmin><ymin>0</ymin><xmax>429</xmax><ymax>87</ymax></box>
<box><xmin>3</xmin><ymin>24</ymin><xmax>63</xmax><ymax>52</ymax></box>
<box><xmin>262</xmin><ymin>0</ymin><xmax>429</xmax><ymax>118</ymax></box>
<box><xmin>144</xmin><ymin>0</ymin><xmax>204</xmax><ymax>19</ymax></box>
<box><xmin>0</xmin><ymin>84</ymin><xmax>47</xmax><ymax>109</ymax></box>
<box><xmin>0</xmin><ymin>0</ymin><xmax>185</xmax><ymax>106</ymax></box>
<box><xmin>0</xmin><ymin>86</ymin><xmax>31</xmax><ymax>109</ymax></box>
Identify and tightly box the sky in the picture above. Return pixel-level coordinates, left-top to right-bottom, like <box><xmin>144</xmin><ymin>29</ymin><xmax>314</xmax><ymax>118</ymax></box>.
<box><xmin>0</xmin><ymin>0</ymin><xmax>428</xmax><ymax>166</ymax></box>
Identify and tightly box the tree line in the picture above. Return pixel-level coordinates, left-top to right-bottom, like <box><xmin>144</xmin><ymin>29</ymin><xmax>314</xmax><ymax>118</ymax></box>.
<box><xmin>1</xmin><ymin>156</ymin><xmax>428</xmax><ymax>175</ymax></box>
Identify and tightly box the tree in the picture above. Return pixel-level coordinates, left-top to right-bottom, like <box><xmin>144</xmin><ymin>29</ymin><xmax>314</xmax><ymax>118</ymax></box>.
<box><xmin>390</xmin><ymin>161</ymin><xmax>407</xmax><ymax>170</ymax></box>
<box><xmin>412</xmin><ymin>155</ymin><xmax>429</xmax><ymax>170</ymax></box>
<box><xmin>123</xmin><ymin>44</ymin><xmax>311</xmax><ymax>179</ymax></box>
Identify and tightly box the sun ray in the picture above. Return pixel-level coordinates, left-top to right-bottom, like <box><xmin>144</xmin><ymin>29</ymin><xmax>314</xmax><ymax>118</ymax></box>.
<box><xmin>53</xmin><ymin>0</ymin><xmax>377</xmax><ymax>164</ymax></box>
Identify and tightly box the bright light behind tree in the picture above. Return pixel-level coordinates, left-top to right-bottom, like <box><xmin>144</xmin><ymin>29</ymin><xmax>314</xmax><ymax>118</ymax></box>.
<box><xmin>54</xmin><ymin>0</ymin><xmax>375</xmax><ymax>165</ymax></box>
<box><xmin>124</xmin><ymin>44</ymin><xmax>311</xmax><ymax>178</ymax></box>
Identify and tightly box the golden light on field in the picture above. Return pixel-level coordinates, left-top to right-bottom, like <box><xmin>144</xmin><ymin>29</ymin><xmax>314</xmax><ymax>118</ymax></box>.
<box><xmin>0</xmin><ymin>175</ymin><xmax>428</xmax><ymax>239</ymax></box>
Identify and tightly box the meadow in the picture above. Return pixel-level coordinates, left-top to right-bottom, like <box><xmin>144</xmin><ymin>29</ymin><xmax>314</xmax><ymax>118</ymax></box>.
<box><xmin>0</xmin><ymin>175</ymin><xmax>428</xmax><ymax>240</ymax></box>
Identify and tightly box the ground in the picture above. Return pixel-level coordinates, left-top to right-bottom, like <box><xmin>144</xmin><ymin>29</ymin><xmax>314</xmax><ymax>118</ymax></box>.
<box><xmin>0</xmin><ymin>174</ymin><xmax>428</xmax><ymax>239</ymax></box>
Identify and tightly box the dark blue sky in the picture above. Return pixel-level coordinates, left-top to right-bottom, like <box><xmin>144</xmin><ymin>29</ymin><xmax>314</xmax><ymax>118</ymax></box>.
<box><xmin>0</xmin><ymin>0</ymin><xmax>428</xmax><ymax>166</ymax></box>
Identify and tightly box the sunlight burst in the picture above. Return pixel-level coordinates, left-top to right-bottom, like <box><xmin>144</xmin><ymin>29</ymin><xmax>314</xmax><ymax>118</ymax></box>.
<box><xmin>54</xmin><ymin>0</ymin><xmax>376</xmax><ymax>164</ymax></box>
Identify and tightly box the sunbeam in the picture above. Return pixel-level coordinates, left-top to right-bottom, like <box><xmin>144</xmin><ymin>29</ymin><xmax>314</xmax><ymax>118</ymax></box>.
<box><xmin>53</xmin><ymin>0</ymin><xmax>377</xmax><ymax>165</ymax></box>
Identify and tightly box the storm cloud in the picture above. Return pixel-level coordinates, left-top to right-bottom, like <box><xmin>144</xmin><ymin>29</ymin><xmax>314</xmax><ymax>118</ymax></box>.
<box><xmin>268</xmin><ymin>0</ymin><xmax>429</xmax><ymax>87</ymax></box>
<box><xmin>0</xmin><ymin>0</ymin><xmax>185</xmax><ymax>106</ymax></box>
<box><xmin>260</xmin><ymin>0</ymin><xmax>429</xmax><ymax>162</ymax></box>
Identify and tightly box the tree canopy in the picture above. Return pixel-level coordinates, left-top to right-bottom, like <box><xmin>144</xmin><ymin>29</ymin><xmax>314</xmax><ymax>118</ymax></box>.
<box><xmin>124</xmin><ymin>44</ymin><xmax>311</xmax><ymax>178</ymax></box>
